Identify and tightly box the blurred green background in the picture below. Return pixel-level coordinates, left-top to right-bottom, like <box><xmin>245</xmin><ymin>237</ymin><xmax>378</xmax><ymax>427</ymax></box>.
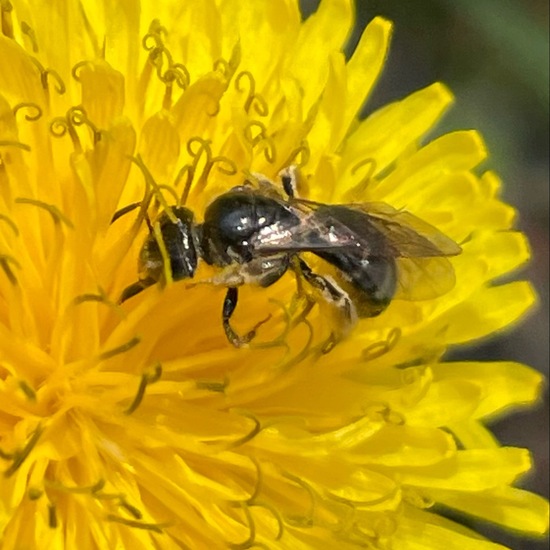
<box><xmin>301</xmin><ymin>1</ymin><xmax>549</xmax><ymax>548</ymax></box>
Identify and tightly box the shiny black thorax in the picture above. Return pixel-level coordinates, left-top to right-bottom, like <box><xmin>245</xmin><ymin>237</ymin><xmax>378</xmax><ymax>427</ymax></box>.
<box><xmin>200</xmin><ymin>188</ymin><xmax>301</xmax><ymax>266</ymax></box>
<box><xmin>311</xmin><ymin>205</ymin><xmax>398</xmax><ymax>316</ymax></box>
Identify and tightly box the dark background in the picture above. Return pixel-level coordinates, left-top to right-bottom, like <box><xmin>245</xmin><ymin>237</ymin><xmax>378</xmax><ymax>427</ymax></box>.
<box><xmin>301</xmin><ymin>1</ymin><xmax>549</xmax><ymax>548</ymax></box>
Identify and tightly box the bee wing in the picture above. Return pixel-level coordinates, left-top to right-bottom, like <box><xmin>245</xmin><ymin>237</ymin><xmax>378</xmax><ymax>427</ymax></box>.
<box><xmin>353</xmin><ymin>202</ymin><xmax>461</xmax><ymax>257</ymax></box>
<box><xmin>340</xmin><ymin>201</ymin><xmax>460</xmax><ymax>299</ymax></box>
<box><xmin>395</xmin><ymin>256</ymin><xmax>456</xmax><ymax>300</ymax></box>
<box><xmin>286</xmin><ymin>199</ymin><xmax>460</xmax><ymax>300</ymax></box>
<box><xmin>252</xmin><ymin>214</ymin><xmax>361</xmax><ymax>254</ymax></box>
<box><xmin>290</xmin><ymin>198</ymin><xmax>461</xmax><ymax>257</ymax></box>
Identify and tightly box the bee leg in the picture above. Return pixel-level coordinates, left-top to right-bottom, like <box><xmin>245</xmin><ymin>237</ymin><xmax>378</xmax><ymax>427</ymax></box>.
<box><xmin>222</xmin><ymin>287</ymin><xmax>271</xmax><ymax>347</ymax></box>
<box><xmin>110</xmin><ymin>202</ymin><xmax>142</xmax><ymax>224</ymax></box>
<box><xmin>119</xmin><ymin>277</ymin><xmax>156</xmax><ymax>304</ymax></box>
<box><xmin>293</xmin><ymin>259</ymin><xmax>349</xmax><ymax>313</ymax></box>
<box><xmin>295</xmin><ymin>259</ymin><xmax>356</xmax><ymax>348</ymax></box>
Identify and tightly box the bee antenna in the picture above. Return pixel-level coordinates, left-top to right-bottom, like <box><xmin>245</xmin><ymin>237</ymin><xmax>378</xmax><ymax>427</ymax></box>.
<box><xmin>278</xmin><ymin>165</ymin><xmax>298</xmax><ymax>199</ymax></box>
<box><xmin>281</xmin><ymin>174</ymin><xmax>294</xmax><ymax>198</ymax></box>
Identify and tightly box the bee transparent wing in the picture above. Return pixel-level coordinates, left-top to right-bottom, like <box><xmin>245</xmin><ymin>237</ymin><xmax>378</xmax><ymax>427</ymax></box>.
<box><xmin>395</xmin><ymin>256</ymin><xmax>456</xmax><ymax>300</ymax></box>
<box><xmin>354</xmin><ymin>202</ymin><xmax>461</xmax><ymax>257</ymax></box>
<box><xmin>287</xmin><ymin>199</ymin><xmax>460</xmax><ymax>301</ymax></box>
<box><xmin>347</xmin><ymin>202</ymin><xmax>460</xmax><ymax>300</ymax></box>
<box><xmin>289</xmin><ymin>199</ymin><xmax>461</xmax><ymax>257</ymax></box>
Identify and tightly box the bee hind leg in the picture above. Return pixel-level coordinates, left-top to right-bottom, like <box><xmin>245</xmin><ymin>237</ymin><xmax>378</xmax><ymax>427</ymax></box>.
<box><xmin>294</xmin><ymin>258</ymin><xmax>357</xmax><ymax>352</ymax></box>
<box><xmin>119</xmin><ymin>277</ymin><xmax>156</xmax><ymax>304</ymax></box>
<box><xmin>222</xmin><ymin>287</ymin><xmax>271</xmax><ymax>348</ymax></box>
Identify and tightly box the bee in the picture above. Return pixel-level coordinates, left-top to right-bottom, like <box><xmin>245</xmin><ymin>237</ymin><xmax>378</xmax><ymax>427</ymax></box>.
<box><xmin>117</xmin><ymin>168</ymin><xmax>461</xmax><ymax>347</ymax></box>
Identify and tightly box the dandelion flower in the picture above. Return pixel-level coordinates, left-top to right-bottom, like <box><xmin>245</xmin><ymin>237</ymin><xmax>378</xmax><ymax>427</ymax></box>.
<box><xmin>0</xmin><ymin>0</ymin><xmax>547</xmax><ymax>548</ymax></box>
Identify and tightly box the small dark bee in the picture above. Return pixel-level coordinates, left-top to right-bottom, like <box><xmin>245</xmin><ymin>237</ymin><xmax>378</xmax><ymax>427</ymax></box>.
<box><xmin>117</xmin><ymin>168</ymin><xmax>461</xmax><ymax>347</ymax></box>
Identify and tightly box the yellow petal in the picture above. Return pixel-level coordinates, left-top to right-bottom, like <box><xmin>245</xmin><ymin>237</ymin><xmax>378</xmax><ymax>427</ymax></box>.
<box><xmin>344</xmin><ymin>17</ymin><xmax>393</xmax><ymax>129</ymax></box>
<box><xmin>431</xmin><ymin>361</ymin><xmax>544</xmax><ymax>420</ymax></box>
<box><xmin>398</xmin><ymin>448</ymin><xmax>531</xmax><ymax>490</ymax></box>
<box><xmin>393</xmin><ymin>506</ymin><xmax>509</xmax><ymax>550</ymax></box>
<box><xmin>440</xmin><ymin>282</ymin><xmax>536</xmax><ymax>344</ymax></box>
<box><xmin>373</xmin><ymin>130</ymin><xmax>487</xmax><ymax>204</ymax></box>
<box><xmin>428</xmin><ymin>486</ymin><xmax>550</xmax><ymax>536</ymax></box>
<box><xmin>339</xmin><ymin>82</ymin><xmax>454</xmax><ymax>196</ymax></box>
<box><xmin>78</xmin><ymin>61</ymin><xmax>125</xmax><ymax>129</ymax></box>
<box><xmin>289</xmin><ymin>0</ymin><xmax>354</xmax><ymax>110</ymax></box>
<box><xmin>0</xmin><ymin>36</ymin><xmax>42</xmax><ymax>104</ymax></box>
<box><xmin>449</xmin><ymin>420</ymin><xmax>500</xmax><ymax>449</ymax></box>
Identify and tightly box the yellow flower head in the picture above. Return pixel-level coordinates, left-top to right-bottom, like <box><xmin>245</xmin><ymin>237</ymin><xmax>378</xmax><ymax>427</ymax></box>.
<box><xmin>0</xmin><ymin>0</ymin><xmax>547</xmax><ymax>548</ymax></box>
